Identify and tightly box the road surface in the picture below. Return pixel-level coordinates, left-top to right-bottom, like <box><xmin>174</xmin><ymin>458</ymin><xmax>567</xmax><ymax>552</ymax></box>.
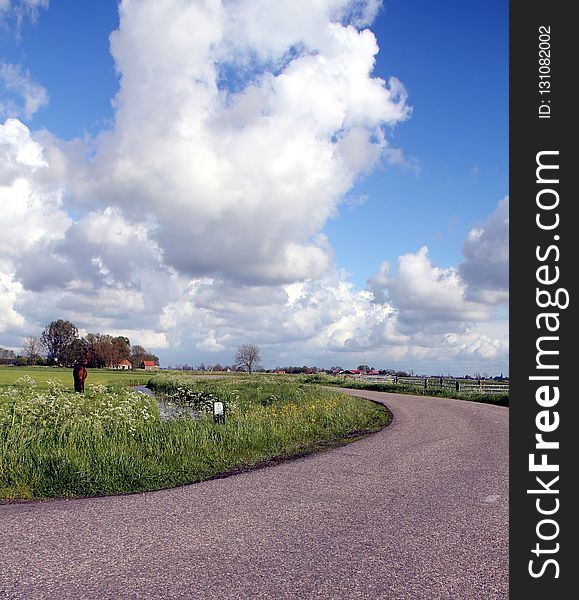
<box><xmin>0</xmin><ymin>389</ymin><xmax>508</xmax><ymax>599</ymax></box>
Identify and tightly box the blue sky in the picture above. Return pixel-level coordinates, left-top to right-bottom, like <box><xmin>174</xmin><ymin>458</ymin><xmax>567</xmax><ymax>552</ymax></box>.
<box><xmin>4</xmin><ymin>0</ymin><xmax>508</xmax><ymax>284</ymax></box>
<box><xmin>0</xmin><ymin>0</ymin><xmax>508</xmax><ymax>374</ymax></box>
<box><xmin>328</xmin><ymin>0</ymin><xmax>508</xmax><ymax>286</ymax></box>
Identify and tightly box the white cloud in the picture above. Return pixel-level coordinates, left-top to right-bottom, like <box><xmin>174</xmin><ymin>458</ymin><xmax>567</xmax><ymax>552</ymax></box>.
<box><xmin>460</xmin><ymin>196</ymin><xmax>509</xmax><ymax>303</ymax></box>
<box><xmin>148</xmin><ymin>260</ymin><xmax>507</xmax><ymax>373</ymax></box>
<box><xmin>368</xmin><ymin>197</ymin><xmax>509</xmax><ymax>339</ymax></box>
<box><xmin>0</xmin><ymin>63</ymin><xmax>49</xmax><ymax>120</ymax></box>
<box><xmin>445</xmin><ymin>329</ymin><xmax>508</xmax><ymax>363</ymax></box>
<box><xmin>107</xmin><ymin>329</ymin><xmax>169</xmax><ymax>350</ymax></box>
<box><xmin>368</xmin><ymin>247</ymin><xmax>492</xmax><ymax>328</ymax></box>
<box><xmin>0</xmin><ymin>1</ymin><xmax>508</xmax><ymax>375</ymax></box>
<box><xmin>0</xmin><ymin>121</ymin><xmax>71</xmax><ymax>292</ymax></box>
<box><xmin>0</xmin><ymin>266</ymin><xmax>26</xmax><ymax>333</ymax></box>
<box><xmin>196</xmin><ymin>330</ymin><xmax>226</xmax><ymax>353</ymax></box>
<box><xmin>0</xmin><ymin>0</ymin><xmax>48</xmax><ymax>24</ymax></box>
<box><xmin>360</xmin><ymin>200</ymin><xmax>509</xmax><ymax>372</ymax></box>
<box><xmin>74</xmin><ymin>0</ymin><xmax>410</xmax><ymax>285</ymax></box>
<box><xmin>0</xmin><ymin>117</ymin><xmax>47</xmax><ymax>175</ymax></box>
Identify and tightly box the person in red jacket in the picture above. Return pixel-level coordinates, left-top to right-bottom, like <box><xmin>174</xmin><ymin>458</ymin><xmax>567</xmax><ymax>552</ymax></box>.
<box><xmin>73</xmin><ymin>361</ymin><xmax>88</xmax><ymax>393</ymax></box>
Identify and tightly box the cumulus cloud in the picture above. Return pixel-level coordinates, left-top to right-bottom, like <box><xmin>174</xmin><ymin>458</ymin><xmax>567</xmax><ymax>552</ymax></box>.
<box><xmin>368</xmin><ymin>247</ymin><xmax>490</xmax><ymax>325</ymax></box>
<box><xmin>0</xmin><ymin>1</ymin><xmax>508</xmax><ymax>374</ymax></box>
<box><xmin>3</xmin><ymin>0</ymin><xmax>408</xmax><ymax>294</ymax></box>
<box><xmin>0</xmin><ymin>120</ymin><xmax>71</xmax><ymax>294</ymax></box>
<box><xmin>368</xmin><ymin>197</ymin><xmax>509</xmax><ymax>336</ymax></box>
<box><xmin>362</xmin><ymin>197</ymin><xmax>509</xmax><ymax>371</ymax></box>
<box><xmin>0</xmin><ymin>266</ymin><xmax>26</xmax><ymax>333</ymax></box>
<box><xmin>382</xmin><ymin>246</ymin><xmax>492</xmax><ymax>327</ymax></box>
<box><xmin>71</xmin><ymin>0</ymin><xmax>411</xmax><ymax>285</ymax></box>
<box><xmin>460</xmin><ymin>196</ymin><xmax>509</xmax><ymax>304</ymax></box>
<box><xmin>0</xmin><ymin>117</ymin><xmax>47</xmax><ymax>175</ymax></box>
<box><xmin>150</xmin><ymin>258</ymin><xmax>507</xmax><ymax>373</ymax></box>
<box><xmin>0</xmin><ymin>118</ymin><xmax>168</xmax><ymax>349</ymax></box>
<box><xmin>196</xmin><ymin>330</ymin><xmax>226</xmax><ymax>353</ymax></box>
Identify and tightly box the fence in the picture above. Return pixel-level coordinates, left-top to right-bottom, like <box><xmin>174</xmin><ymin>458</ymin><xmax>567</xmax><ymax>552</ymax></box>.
<box><xmin>350</xmin><ymin>374</ymin><xmax>509</xmax><ymax>395</ymax></box>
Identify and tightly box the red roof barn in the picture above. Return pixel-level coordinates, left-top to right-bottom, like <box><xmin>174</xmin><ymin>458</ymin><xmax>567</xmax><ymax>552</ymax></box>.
<box><xmin>141</xmin><ymin>360</ymin><xmax>159</xmax><ymax>370</ymax></box>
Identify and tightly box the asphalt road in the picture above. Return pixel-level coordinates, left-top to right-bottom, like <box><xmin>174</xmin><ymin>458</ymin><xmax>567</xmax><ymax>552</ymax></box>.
<box><xmin>0</xmin><ymin>390</ymin><xmax>508</xmax><ymax>599</ymax></box>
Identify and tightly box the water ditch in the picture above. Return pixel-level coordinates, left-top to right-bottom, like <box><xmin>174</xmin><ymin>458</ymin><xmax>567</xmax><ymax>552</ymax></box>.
<box><xmin>131</xmin><ymin>385</ymin><xmax>201</xmax><ymax>421</ymax></box>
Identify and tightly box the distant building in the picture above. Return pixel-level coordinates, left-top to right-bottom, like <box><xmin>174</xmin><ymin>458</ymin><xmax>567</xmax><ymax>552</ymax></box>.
<box><xmin>114</xmin><ymin>359</ymin><xmax>133</xmax><ymax>370</ymax></box>
<box><xmin>141</xmin><ymin>360</ymin><xmax>159</xmax><ymax>370</ymax></box>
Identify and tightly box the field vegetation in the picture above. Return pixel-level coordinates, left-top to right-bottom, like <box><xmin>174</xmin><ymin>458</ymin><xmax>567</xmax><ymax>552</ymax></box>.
<box><xmin>0</xmin><ymin>370</ymin><xmax>389</xmax><ymax>500</ymax></box>
<box><xmin>0</xmin><ymin>366</ymin><xmax>151</xmax><ymax>389</ymax></box>
<box><xmin>297</xmin><ymin>373</ymin><xmax>509</xmax><ymax>406</ymax></box>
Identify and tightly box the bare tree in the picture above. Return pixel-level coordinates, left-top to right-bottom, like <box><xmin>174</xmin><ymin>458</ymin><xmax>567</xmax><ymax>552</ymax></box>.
<box><xmin>234</xmin><ymin>344</ymin><xmax>261</xmax><ymax>373</ymax></box>
<box><xmin>23</xmin><ymin>336</ymin><xmax>41</xmax><ymax>363</ymax></box>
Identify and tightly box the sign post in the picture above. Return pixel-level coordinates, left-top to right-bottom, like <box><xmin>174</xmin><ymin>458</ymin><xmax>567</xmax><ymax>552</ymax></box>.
<box><xmin>213</xmin><ymin>401</ymin><xmax>225</xmax><ymax>424</ymax></box>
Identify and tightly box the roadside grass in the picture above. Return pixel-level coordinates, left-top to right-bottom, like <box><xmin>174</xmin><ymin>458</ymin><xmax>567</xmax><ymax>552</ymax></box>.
<box><xmin>297</xmin><ymin>373</ymin><xmax>509</xmax><ymax>406</ymax></box>
<box><xmin>0</xmin><ymin>374</ymin><xmax>389</xmax><ymax>500</ymax></box>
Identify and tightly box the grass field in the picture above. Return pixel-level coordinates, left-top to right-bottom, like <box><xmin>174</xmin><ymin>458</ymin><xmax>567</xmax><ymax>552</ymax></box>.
<box><xmin>0</xmin><ymin>366</ymin><xmax>152</xmax><ymax>389</ymax></box>
<box><xmin>0</xmin><ymin>367</ymin><xmax>508</xmax><ymax>405</ymax></box>
<box><xmin>297</xmin><ymin>373</ymin><xmax>509</xmax><ymax>406</ymax></box>
<box><xmin>0</xmin><ymin>370</ymin><xmax>389</xmax><ymax>500</ymax></box>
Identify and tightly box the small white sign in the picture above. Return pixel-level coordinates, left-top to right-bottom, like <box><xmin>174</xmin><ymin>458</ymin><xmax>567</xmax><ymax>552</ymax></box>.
<box><xmin>213</xmin><ymin>401</ymin><xmax>224</xmax><ymax>416</ymax></box>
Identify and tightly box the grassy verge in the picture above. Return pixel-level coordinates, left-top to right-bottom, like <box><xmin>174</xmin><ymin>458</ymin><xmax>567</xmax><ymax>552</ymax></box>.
<box><xmin>0</xmin><ymin>375</ymin><xmax>389</xmax><ymax>500</ymax></box>
<box><xmin>296</xmin><ymin>373</ymin><xmax>509</xmax><ymax>406</ymax></box>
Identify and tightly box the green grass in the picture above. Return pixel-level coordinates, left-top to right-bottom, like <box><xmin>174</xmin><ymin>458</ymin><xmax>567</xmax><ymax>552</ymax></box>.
<box><xmin>0</xmin><ymin>366</ymin><xmax>151</xmax><ymax>389</ymax></box>
<box><xmin>297</xmin><ymin>373</ymin><xmax>509</xmax><ymax>406</ymax></box>
<box><xmin>0</xmin><ymin>374</ymin><xmax>389</xmax><ymax>500</ymax></box>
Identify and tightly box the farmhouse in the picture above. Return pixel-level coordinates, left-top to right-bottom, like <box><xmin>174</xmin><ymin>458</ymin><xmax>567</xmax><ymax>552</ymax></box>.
<box><xmin>114</xmin><ymin>359</ymin><xmax>133</xmax><ymax>370</ymax></box>
<box><xmin>141</xmin><ymin>360</ymin><xmax>159</xmax><ymax>371</ymax></box>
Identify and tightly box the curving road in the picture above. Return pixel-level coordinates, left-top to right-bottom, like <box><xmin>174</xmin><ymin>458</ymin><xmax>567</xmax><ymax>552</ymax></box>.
<box><xmin>0</xmin><ymin>390</ymin><xmax>508</xmax><ymax>599</ymax></box>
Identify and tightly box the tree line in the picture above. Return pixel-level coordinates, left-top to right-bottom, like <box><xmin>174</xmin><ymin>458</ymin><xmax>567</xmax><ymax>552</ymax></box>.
<box><xmin>2</xmin><ymin>320</ymin><xmax>159</xmax><ymax>369</ymax></box>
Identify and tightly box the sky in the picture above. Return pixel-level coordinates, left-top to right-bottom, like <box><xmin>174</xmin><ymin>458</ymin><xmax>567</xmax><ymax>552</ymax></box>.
<box><xmin>0</xmin><ymin>0</ymin><xmax>508</xmax><ymax>375</ymax></box>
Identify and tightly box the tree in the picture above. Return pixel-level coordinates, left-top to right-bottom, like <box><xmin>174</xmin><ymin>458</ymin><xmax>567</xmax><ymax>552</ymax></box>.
<box><xmin>144</xmin><ymin>352</ymin><xmax>160</xmax><ymax>366</ymax></box>
<box><xmin>130</xmin><ymin>345</ymin><xmax>148</xmax><ymax>369</ymax></box>
<box><xmin>234</xmin><ymin>344</ymin><xmax>261</xmax><ymax>373</ymax></box>
<box><xmin>40</xmin><ymin>320</ymin><xmax>79</xmax><ymax>366</ymax></box>
<box><xmin>130</xmin><ymin>345</ymin><xmax>159</xmax><ymax>369</ymax></box>
<box><xmin>84</xmin><ymin>333</ymin><xmax>113</xmax><ymax>368</ymax></box>
<box><xmin>23</xmin><ymin>336</ymin><xmax>41</xmax><ymax>364</ymax></box>
<box><xmin>0</xmin><ymin>347</ymin><xmax>16</xmax><ymax>365</ymax></box>
<box><xmin>67</xmin><ymin>338</ymin><xmax>89</xmax><ymax>366</ymax></box>
<box><xmin>84</xmin><ymin>334</ymin><xmax>130</xmax><ymax>368</ymax></box>
<box><xmin>111</xmin><ymin>336</ymin><xmax>131</xmax><ymax>366</ymax></box>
